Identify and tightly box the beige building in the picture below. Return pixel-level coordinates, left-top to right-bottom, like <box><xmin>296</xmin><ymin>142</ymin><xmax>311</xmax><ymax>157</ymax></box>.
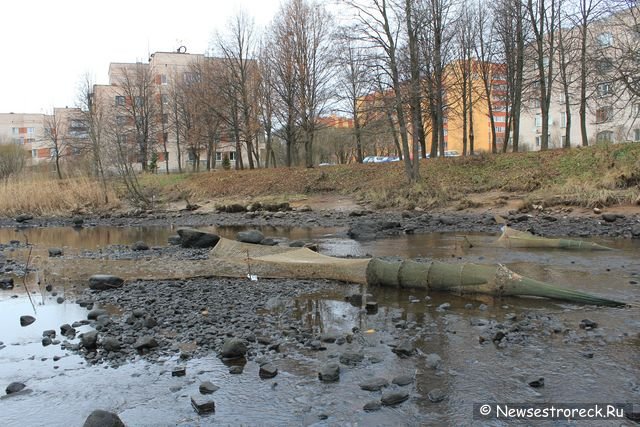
<box><xmin>519</xmin><ymin>9</ymin><xmax>640</xmax><ymax>150</ymax></box>
<box><xmin>93</xmin><ymin>50</ymin><xmax>261</xmax><ymax>172</ymax></box>
<box><xmin>0</xmin><ymin>109</ymin><xmax>88</xmax><ymax>167</ymax></box>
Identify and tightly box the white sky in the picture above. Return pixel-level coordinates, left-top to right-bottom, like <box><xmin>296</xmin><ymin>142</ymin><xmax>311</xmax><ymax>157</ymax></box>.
<box><xmin>0</xmin><ymin>0</ymin><xmax>282</xmax><ymax>114</ymax></box>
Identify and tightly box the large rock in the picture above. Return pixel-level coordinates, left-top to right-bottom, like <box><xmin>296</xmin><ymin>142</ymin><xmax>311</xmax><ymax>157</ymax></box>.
<box><xmin>0</xmin><ymin>277</ymin><xmax>14</xmax><ymax>290</ymax></box>
<box><xmin>339</xmin><ymin>351</ymin><xmax>364</xmax><ymax>366</ymax></box>
<box><xmin>359</xmin><ymin>377</ymin><xmax>389</xmax><ymax>392</ymax></box>
<box><xmin>632</xmin><ymin>225</ymin><xmax>640</xmax><ymax>238</ymax></box>
<box><xmin>199</xmin><ymin>381</ymin><xmax>220</xmax><ymax>395</ymax></box>
<box><xmin>191</xmin><ymin>396</ymin><xmax>215</xmax><ymax>414</ymax></box>
<box><xmin>131</xmin><ymin>241</ymin><xmax>149</xmax><ymax>251</ymax></box>
<box><xmin>133</xmin><ymin>336</ymin><xmax>158</xmax><ymax>351</ymax></box>
<box><xmin>101</xmin><ymin>337</ymin><xmax>122</xmax><ymax>352</ymax></box>
<box><xmin>20</xmin><ymin>315</ymin><xmax>36</xmax><ymax>327</ymax></box>
<box><xmin>89</xmin><ymin>275</ymin><xmax>124</xmax><ymax>290</ymax></box>
<box><xmin>259</xmin><ymin>363</ymin><xmax>278</xmax><ymax>379</ymax></box>
<box><xmin>87</xmin><ymin>309</ymin><xmax>109</xmax><ymax>320</ymax></box>
<box><xmin>236</xmin><ymin>230</ymin><xmax>265</xmax><ymax>244</ymax></box>
<box><xmin>48</xmin><ymin>247</ymin><xmax>63</xmax><ymax>257</ymax></box>
<box><xmin>177</xmin><ymin>228</ymin><xmax>220</xmax><ymax>249</ymax></box>
<box><xmin>6</xmin><ymin>382</ymin><xmax>26</xmax><ymax>395</ymax></box>
<box><xmin>381</xmin><ymin>390</ymin><xmax>409</xmax><ymax>406</ymax></box>
<box><xmin>81</xmin><ymin>330</ymin><xmax>98</xmax><ymax>349</ymax></box>
<box><xmin>318</xmin><ymin>363</ymin><xmax>340</xmax><ymax>382</ymax></box>
<box><xmin>83</xmin><ymin>410</ymin><xmax>125</xmax><ymax>427</ymax></box>
<box><xmin>392</xmin><ymin>340</ymin><xmax>416</xmax><ymax>358</ymax></box>
<box><xmin>15</xmin><ymin>214</ymin><xmax>33</xmax><ymax>223</ymax></box>
<box><xmin>220</xmin><ymin>338</ymin><xmax>247</xmax><ymax>359</ymax></box>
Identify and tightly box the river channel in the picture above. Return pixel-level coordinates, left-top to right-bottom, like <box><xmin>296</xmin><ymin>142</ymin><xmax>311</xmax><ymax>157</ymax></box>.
<box><xmin>0</xmin><ymin>225</ymin><xmax>638</xmax><ymax>426</ymax></box>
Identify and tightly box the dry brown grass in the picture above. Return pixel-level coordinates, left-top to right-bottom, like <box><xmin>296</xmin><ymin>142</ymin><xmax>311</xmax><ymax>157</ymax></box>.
<box><xmin>0</xmin><ymin>174</ymin><xmax>119</xmax><ymax>216</ymax></box>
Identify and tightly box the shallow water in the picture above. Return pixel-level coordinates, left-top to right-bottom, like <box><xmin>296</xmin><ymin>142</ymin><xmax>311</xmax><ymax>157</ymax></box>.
<box><xmin>1</xmin><ymin>226</ymin><xmax>639</xmax><ymax>426</ymax></box>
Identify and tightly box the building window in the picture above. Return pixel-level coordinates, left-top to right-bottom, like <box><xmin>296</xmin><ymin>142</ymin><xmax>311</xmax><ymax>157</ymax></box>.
<box><xmin>31</xmin><ymin>149</ymin><xmax>37</xmax><ymax>158</ymax></box>
<box><xmin>535</xmin><ymin>114</ymin><xmax>542</xmax><ymax>128</ymax></box>
<box><xmin>597</xmin><ymin>32</ymin><xmax>613</xmax><ymax>47</ymax></box>
<box><xmin>495</xmin><ymin>126</ymin><xmax>505</xmax><ymax>133</ymax></box>
<box><xmin>560</xmin><ymin>112</ymin><xmax>567</xmax><ymax>128</ymax></box>
<box><xmin>558</xmin><ymin>93</ymin><xmax>566</xmax><ymax>103</ymax></box>
<box><xmin>49</xmin><ymin>148</ymin><xmax>57</xmax><ymax>158</ymax></box>
<box><xmin>26</xmin><ymin>138</ymin><xmax>35</xmax><ymax>144</ymax></box>
<box><xmin>561</xmin><ymin>135</ymin><xmax>567</xmax><ymax>146</ymax></box>
<box><xmin>597</xmin><ymin>82</ymin><xmax>613</xmax><ymax>97</ymax></box>
<box><xmin>11</xmin><ymin>127</ymin><xmax>19</xmax><ymax>135</ymax></box>
<box><xmin>229</xmin><ymin>151</ymin><xmax>236</xmax><ymax>161</ymax></box>
<box><xmin>27</xmin><ymin>127</ymin><xmax>35</xmax><ymax>135</ymax></box>
<box><xmin>596</xmin><ymin>107</ymin><xmax>613</xmax><ymax>123</ymax></box>
<box><xmin>115</xmin><ymin>96</ymin><xmax>125</xmax><ymax>106</ymax></box>
<box><xmin>161</xmin><ymin>94</ymin><xmax>169</xmax><ymax>105</ymax></box>
<box><xmin>535</xmin><ymin>136</ymin><xmax>542</xmax><ymax>147</ymax></box>
<box><xmin>597</xmin><ymin>59</ymin><xmax>614</xmax><ymax>73</ymax></box>
<box><xmin>633</xmin><ymin>103</ymin><xmax>640</xmax><ymax>118</ymax></box>
<box><xmin>493</xmin><ymin>116</ymin><xmax>506</xmax><ymax>123</ymax></box>
<box><xmin>162</xmin><ymin>114</ymin><xmax>168</xmax><ymax>124</ymax></box>
<box><xmin>215</xmin><ymin>152</ymin><xmax>222</xmax><ymax>161</ymax></box>
<box><xmin>163</xmin><ymin>132</ymin><xmax>168</xmax><ymax>143</ymax></box>
<box><xmin>116</xmin><ymin>115</ymin><xmax>128</xmax><ymax>126</ymax></box>
<box><xmin>635</xmin><ymin>129</ymin><xmax>640</xmax><ymax>141</ymax></box>
<box><xmin>596</xmin><ymin>130</ymin><xmax>613</xmax><ymax>142</ymax></box>
<box><xmin>530</xmin><ymin>98</ymin><xmax>540</xmax><ymax>109</ymax></box>
<box><xmin>134</xmin><ymin>96</ymin><xmax>144</xmax><ymax>107</ymax></box>
<box><xmin>159</xmin><ymin>74</ymin><xmax>167</xmax><ymax>85</ymax></box>
<box><xmin>183</xmin><ymin>72</ymin><xmax>201</xmax><ymax>84</ymax></box>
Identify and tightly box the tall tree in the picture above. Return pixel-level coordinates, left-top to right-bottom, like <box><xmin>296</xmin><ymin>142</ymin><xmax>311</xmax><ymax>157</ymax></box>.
<box><xmin>115</xmin><ymin>63</ymin><xmax>158</xmax><ymax>170</ymax></box>
<box><xmin>475</xmin><ymin>3</ymin><xmax>499</xmax><ymax>153</ymax></box>
<box><xmin>215</xmin><ymin>10</ymin><xmax>260</xmax><ymax>169</ymax></box>
<box><xmin>345</xmin><ymin>0</ymin><xmax>418</xmax><ymax>182</ymax></box>
<box><xmin>495</xmin><ymin>0</ymin><xmax>526</xmax><ymax>152</ymax></box>
<box><xmin>335</xmin><ymin>29</ymin><xmax>371</xmax><ymax>163</ymax></box>
<box><xmin>288</xmin><ymin>0</ymin><xmax>336</xmax><ymax>168</ymax></box>
<box><xmin>77</xmin><ymin>75</ymin><xmax>109</xmax><ymax>202</ymax></box>
<box><xmin>526</xmin><ymin>0</ymin><xmax>559</xmax><ymax>150</ymax></box>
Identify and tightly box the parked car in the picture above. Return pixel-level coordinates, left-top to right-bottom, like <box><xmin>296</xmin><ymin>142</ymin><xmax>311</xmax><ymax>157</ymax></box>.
<box><xmin>444</xmin><ymin>150</ymin><xmax>460</xmax><ymax>157</ymax></box>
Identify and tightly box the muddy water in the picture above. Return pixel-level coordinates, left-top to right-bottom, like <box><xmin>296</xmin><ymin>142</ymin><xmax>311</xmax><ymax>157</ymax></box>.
<box><xmin>1</xmin><ymin>226</ymin><xmax>639</xmax><ymax>426</ymax></box>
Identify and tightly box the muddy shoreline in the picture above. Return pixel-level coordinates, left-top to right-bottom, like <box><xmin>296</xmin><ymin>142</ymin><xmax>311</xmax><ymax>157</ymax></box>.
<box><xmin>1</xmin><ymin>206</ymin><xmax>640</xmax><ymax>240</ymax></box>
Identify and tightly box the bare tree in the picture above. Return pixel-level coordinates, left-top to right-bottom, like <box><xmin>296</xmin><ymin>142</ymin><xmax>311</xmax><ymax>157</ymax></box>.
<box><xmin>215</xmin><ymin>10</ymin><xmax>261</xmax><ymax>169</ymax></box>
<box><xmin>287</xmin><ymin>0</ymin><xmax>336</xmax><ymax>168</ymax></box>
<box><xmin>257</xmin><ymin>41</ymin><xmax>277</xmax><ymax>168</ymax></box>
<box><xmin>475</xmin><ymin>3</ymin><xmax>499</xmax><ymax>153</ymax></box>
<box><xmin>115</xmin><ymin>63</ymin><xmax>158</xmax><ymax>170</ymax></box>
<box><xmin>345</xmin><ymin>0</ymin><xmax>418</xmax><ymax>182</ymax></box>
<box><xmin>77</xmin><ymin>74</ymin><xmax>109</xmax><ymax>203</ymax></box>
<box><xmin>526</xmin><ymin>0</ymin><xmax>560</xmax><ymax>150</ymax></box>
<box><xmin>494</xmin><ymin>0</ymin><xmax>527</xmax><ymax>152</ymax></box>
<box><xmin>335</xmin><ymin>29</ymin><xmax>373</xmax><ymax>163</ymax></box>
<box><xmin>265</xmin><ymin>4</ymin><xmax>301</xmax><ymax>167</ymax></box>
<box><xmin>43</xmin><ymin>109</ymin><xmax>66</xmax><ymax>179</ymax></box>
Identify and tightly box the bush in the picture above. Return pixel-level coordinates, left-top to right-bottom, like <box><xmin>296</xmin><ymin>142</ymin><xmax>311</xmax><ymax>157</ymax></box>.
<box><xmin>222</xmin><ymin>154</ymin><xmax>231</xmax><ymax>170</ymax></box>
<box><xmin>0</xmin><ymin>143</ymin><xmax>26</xmax><ymax>184</ymax></box>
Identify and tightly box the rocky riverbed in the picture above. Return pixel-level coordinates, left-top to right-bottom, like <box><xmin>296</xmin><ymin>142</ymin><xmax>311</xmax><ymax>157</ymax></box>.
<box><xmin>1</xmin><ymin>207</ymin><xmax>639</xmax><ymax>426</ymax></box>
<box><xmin>1</xmin><ymin>203</ymin><xmax>640</xmax><ymax>241</ymax></box>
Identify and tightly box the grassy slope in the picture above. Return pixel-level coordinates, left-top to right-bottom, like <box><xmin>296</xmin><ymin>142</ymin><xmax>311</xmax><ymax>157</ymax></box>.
<box><xmin>173</xmin><ymin>143</ymin><xmax>640</xmax><ymax>210</ymax></box>
<box><xmin>0</xmin><ymin>143</ymin><xmax>637</xmax><ymax>216</ymax></box>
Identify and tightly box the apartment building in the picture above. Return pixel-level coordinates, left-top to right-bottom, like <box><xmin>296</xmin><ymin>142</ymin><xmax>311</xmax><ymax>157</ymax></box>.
<box><xmin>0</xmin><ymin>109</ymin><xmax>87</xmax><ymax>166</ymax></box>
<box><xmin>519</xmin><ymin>9</ymin><xmax>640</xmax><ymax>151</ymax></box>
<box><xmin>93</xmin><ymin>50</ymin><xmax>262</xmax><ymax>172</ymax></box>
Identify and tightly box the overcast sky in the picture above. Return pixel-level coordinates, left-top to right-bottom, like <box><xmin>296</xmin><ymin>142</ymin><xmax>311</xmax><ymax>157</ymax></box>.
<box><xmin>0</xmin><ymin>0</ymin><xmax>282</xmax><ymax>114</ymax></box>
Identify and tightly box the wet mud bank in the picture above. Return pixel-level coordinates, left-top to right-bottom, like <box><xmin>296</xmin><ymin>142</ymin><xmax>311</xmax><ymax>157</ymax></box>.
<box><xmin>1</xmin><ymin>207</ymin><xmax>640</xmax><ymax>240</ymax></box>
